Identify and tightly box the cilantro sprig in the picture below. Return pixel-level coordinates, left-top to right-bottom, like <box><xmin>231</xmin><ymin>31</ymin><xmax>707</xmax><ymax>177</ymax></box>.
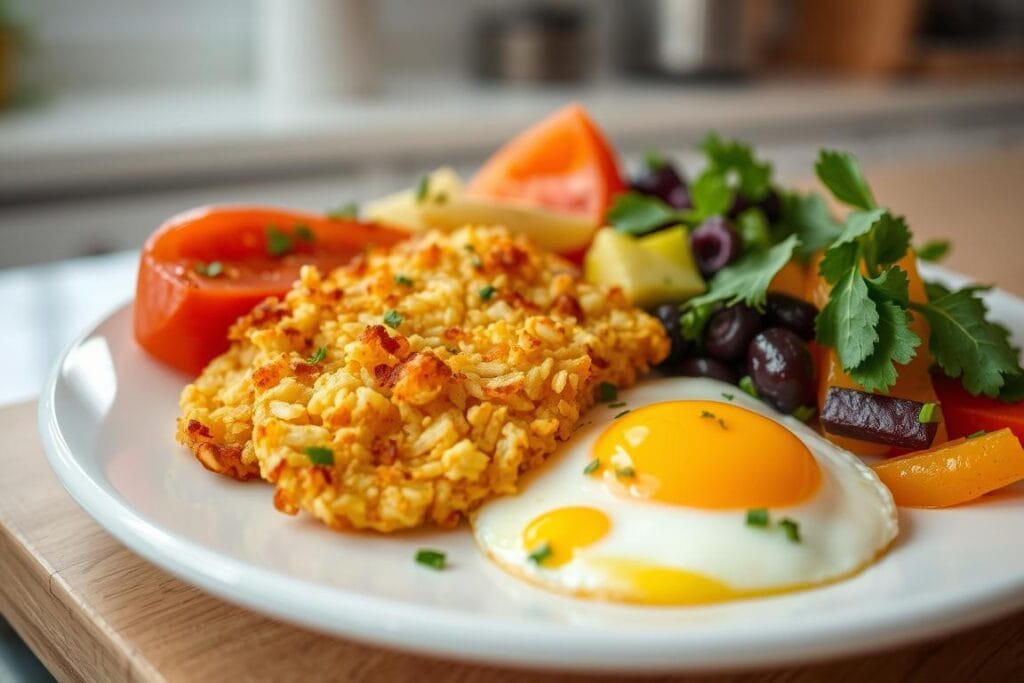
<box><xmin>813</xmin><ymin>150</ymin><xmax>1023</xmax><ymax>397</ymax></box>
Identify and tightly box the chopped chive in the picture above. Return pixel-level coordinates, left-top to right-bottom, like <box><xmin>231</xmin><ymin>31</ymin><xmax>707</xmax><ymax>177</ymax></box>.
<box><xmin>326</xmin><ymin>202</ymin><xmax>359</xmax><ymax>219</ymax></box>
<box><xmin>739</xmin><ymin>375</ymin><xmax>759</xmax><ymax>399</ymax></box>
<box><xmin>383</xmin><ymin>309</ymin><xmax>403</xmax><ymax>329</ymax></box>
<box><xmin>598</xmin><ymin>382</ymin><xmax>618</xmax><ymax>403</ymax></box>
<box><xmin>415</xmin><ymin>548</ymin><xmax>447</xmax><ymax>570</ymax></box>
<box><xmin>793</xmin><ymin>405</ymin><xmax>816</xmax><ymax>422</ymax></box>
<box><xmin>307</xmin><ymin>345</ymin><xmax>328</xmax><ymax>364</ymax></box>
<box><xmin>304</xmin><ymin>446</ymin><xmax>334</xmax><ymax>466</ymax></box>
<box><xmin>615</xmin><ymin>466</ymin><xmax>636</xmax><ymax>479</ymax></box>
<box><xmin>918</xmin><ymin>402</ymin><xmax>939</xmax><ymax>424</ymax></box>
<box><xmin>394</xmin><ymin>274</ymin><xmax>414</xmax><ymax>287</ymax></box>
<box><xmin>415</xmin><ymin>175</ymin><xmax>430</xmax><ymax>203</ymax></box>
<box><xmin>613</xmin><ymin>409</ymin><xmax>630</xmax><ymax>419</ymax></box>
<box><xmin>266</xmin><ymin>225</ymin><xmax>294</xmax><ymax>256</ymax></box>
<box><xmin>779</xmin><ymin>518</ymin><xmax>802</xmax><ymax>543</ymax></box>
<box><xmin>721</xmin><ymin>392</ymin><xmax>735</xmax><ymax>401</ymax></box>
<box><xmin>967</xmin><ymin>429</ymin><xmax>987</xmax><ymax>439</ymax></box>
<box><xmin>479</xmin><ymin>284</ymin><xmax>497</xmax><ymax>301</ymax></box>
<box><xmin>746</xmin><ymin>508</ymin><xmax>770</xmax><ymax>527</ymax></box>
<box><xmin>717</xmin><ymin>418</ymin><xmax>728</xmax><ymax>430</ymax></box>
<box><xmin>583</xmin><ymin>458</ymin><xmax>600</xmax><ymax>475</ymax></box>
<box><xmin>607</xmin><ymin>401</ymin><xmax>627</xmax><ymax>409</ymax></box>
<box><xmin>294</xmin><ymin>223</ymin><xmax>315</xmax><ymax>241</ymax></box>
<box><xmin>700</xmin><ymin>410</ymin><xmax>716</xmax><ymax>419</ymax></box>
<box><xmin>528</xmin><ymin>542</ymin><xmax>552</xmax><ymax>565</ymax></box>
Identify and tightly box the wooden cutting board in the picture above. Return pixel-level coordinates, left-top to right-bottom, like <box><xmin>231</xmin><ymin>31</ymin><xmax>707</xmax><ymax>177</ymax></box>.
<box><xmin>4</xmin><ymin>150</ymin><xmax>1024</xmax><ymax>681</ymax></box>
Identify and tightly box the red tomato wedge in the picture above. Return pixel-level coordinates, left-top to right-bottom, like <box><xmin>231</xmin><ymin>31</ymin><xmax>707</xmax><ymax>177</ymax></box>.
<box><xmin>467</xmin><ymin>104</ymin><xmax>625</xmax><ymax>226</ymax></box>
<box><xmin>134</xmin><ymin>206</ymin><xmax>405</xmax><ymax>375</ymax></box>
<box><xmin>934</xmin><ymin>375</ymin><xmax>1024</xmax><ymax>444</ymax></box>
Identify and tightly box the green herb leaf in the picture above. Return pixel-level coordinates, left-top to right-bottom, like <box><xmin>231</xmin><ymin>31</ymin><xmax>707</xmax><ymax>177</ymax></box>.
<box><xmin>918</xmin><ymin>402</ymin><xmax>938</xmax><ymax>423</ymax></box>
<box><xmin>746</xmin><ymin>508</ymin><xmax>769</xmax><ymax>527</ymax></box>
<box><xmin>680</xmin><ymin>302</ymin><xmax>715</xmax><ymax>343</ymax></box>
<box><xmin>294</xmin><ymin>223</ymin><xmax>315</xmax><ymax>241</ymax></box>
<box><xmin>479</xmin><ymin>284</ymin><xmax>497</xmax><ymax>301</ymax></box>
<box><xmin>598</xmin><ymin>382</ymin><xmax>618</xmax><ymax>403</ymax></box>
<box><xmin>613</xmin><ymin>409</ymin><xmax>631</xmax><ymax>419</ymax></box>
<box><xmin>607</xmin><ymin>401</ymin><xmax>627</xmax><ymax>409</ymax></box>
<box><xmin>415</xmin><ymin>549</ymin><xmax>447</xmax><ymax>570</ymax></box>
<box><xmin>818</xmin><ymin>241</ymin><xmax>860</xmax><ymax>285</ymax></box>
<box><xmin>688</xmin><ymin>169</ymin><xmax>732</xmax><ymax>221</ymax></box>
<box><xmin>863</xmin><ymin>213</ymin><xmax>910</xmax><ymax>272</ymax></box>
<box><xmin>779</xmin><ymin>518</ymin><xmax>802</xmax><ymax>543</ymax></box>
<box><xmin>266</xmin><ymin>225</ymin><xmax>294</xmax><ymax>256</ymax></box>
<box><xmin>304</xmin><ymin>446</ymin><xmax>334</xmax><ymax>466</ymax></box>
<box><xmin>327</xmin><ymin>202</ymin><xmax>359</xmax><ymax>219</ymax></box>
<box><xmin>415</xmin><ymin>175</ymin><xmax>430</xmax><ymax>203</ymax></box>
<box><xmin>833</xmin><ymin>208</ymin><xmax>887</xmax><ymax>248</ymax></box>
<box><xmin>778</xmin><ymin>192</ymin><xmax>843</xmax><ymax>260</ymax></box>
<box><xmin>606</xmin><ymin>192</ymin><xmax>680</xmax><ymax>235</ymax></box>
<box><xmin>307</xmin><ymin>345</ymin><xmax>327</xmax><ymax>364</ymax></box>
<box><xmin>925</xmin><ymin>280</ymin><xmax>954</xmax><ymax>302</ymax></box>
<box><xmin>916</xmin><ymin>239</ymin><xmax>951</xmax><ymax>263</ymax></box>
<box><xmin>721</xmin><ymin>392</ymin><xmax>735</xmax><ymax>401</ymax></box>
<box><xmin>701</xmin><ymin>132</ymin><xmax>773</xmax><ymax>201</ymax></box>
<box><xmin>967</xmin><ymin>430</ymin><xmax>987</xmax><ymax>439</ymax></box>
<box><xmin>394</xmin><ymin>274</ymin><xmax>414</xmax><ymax>286</ymax></box>
<box><xmin>644</xmin><ymin>149</ymin><xmax>667</xmax><ymax>171</ymax></box>
<box><xmin>865</xmin><ymin>266</ymin><xmax>910</xmax><ymax>306</ymax></box>
<box><xmin>583</xmin><ymin>458</ymin><xmax>600</xmax><ymax>475</ymax></box>
<box><xmin>736</xmin><ymin>207</ymin><xmax>771</xmax><ymax>252</ymax></box>
<box><xmin>848</xmin><ymin>300</ymin><xmax>920</xmax><ymax>393</ymax></box>
<box><xmin>739</xmin><ymin>375</ymin><xmax>759</xmax><ymax>399</ymax></box>
<box><xmin>383</xmin><ymin>309</ymin><xmax>403</xmax><ymax>329</ymax></box>
<box><xmin>686</xmin><ymin>234</ymin><xmax>799</xmax><ymax>311</ymax></box>
<box><xmin>815</xmin><ymin>150</ymin><xmax>877</xmax><ymax>210</ymax></box>
<box><xmin>912</xmin><ymin>288</ymin><xmax>1022</xmax><ymax>397</ymax></box>
<box><xmin>815</xmin><ymin>267</ymin><xmax>879</xmax><ymax>369</ymax></box>
<box><xmin>528</xmin><ymin>543</ymin><xmax>552</xmax><ymax>565</ymax></box>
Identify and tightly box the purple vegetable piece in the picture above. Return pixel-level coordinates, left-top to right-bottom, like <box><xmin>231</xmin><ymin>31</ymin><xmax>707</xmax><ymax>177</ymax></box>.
<box><xmin>820</xmin><ymin>387</ymin><xmax>939</xmax><ymax>450</ymax></box>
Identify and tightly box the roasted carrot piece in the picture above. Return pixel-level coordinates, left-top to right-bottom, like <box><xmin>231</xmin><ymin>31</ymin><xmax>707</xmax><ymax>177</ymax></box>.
<box><xmin>768</xmin><ymin>259</ymin><xmax>808</xmax><ymax>300</ymax></box>
<box><xmin>934</xmin><ymin>375</ymin><xmax>1024</xmax><ymax>444</ymax></box>
<box><xmin>872</xmin><ymin>429</ymin><xmax>1024</xmax><ymax>507</ymax></box>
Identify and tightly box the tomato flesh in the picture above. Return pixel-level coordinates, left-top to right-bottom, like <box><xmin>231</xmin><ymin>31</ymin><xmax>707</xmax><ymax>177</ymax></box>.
<box><xmin>134</xmin><ymin>206</ymin><xmax>404</xmax><ymax>375</ymax></box>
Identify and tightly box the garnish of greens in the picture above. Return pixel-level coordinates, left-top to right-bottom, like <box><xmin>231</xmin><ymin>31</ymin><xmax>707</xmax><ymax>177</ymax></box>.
<box><xmin>745</xmin><ymin>508</ymin><xmax>801</xmax><ymax>543</ymax></box>
<box><xmin>415</xmin><ymin>175</ymin><xmax>430</xmax><ymax>203</ymax></box>
<box><xmin>383</xmin><ymin>309</ymin><xmax>403</xmax><ymax>329</ymax></box>
<box><xmin>307</xmin><ymin>345</ymin><xmax>328</xmax><ymax>365</ymax></box>
<box><xmin>266</xmin><ymin>225</ymin><xmax>294</xmax><ymax>256</ymax></box>
<box><xmin>304</xmin><ymin>446</ymin><xmax>334</xmax><ymax>466</ymax></box>
<box><xmin>415</xmin><ymin>549</ymin><xmax>447</xmax><ymax>570</ymax></box>
<box><xmin>812</xmin><ymin>150</ymin><xmax>1023</xmax><ymax>397</ymax></box>
<box><xmin>528</xmin><ymin>543</ymin><xmax>553</xmax><ymax>565</ymax></box>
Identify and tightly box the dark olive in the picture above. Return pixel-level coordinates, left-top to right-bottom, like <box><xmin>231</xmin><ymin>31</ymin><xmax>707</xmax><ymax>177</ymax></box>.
<box><xmin>631</xmin><ymin>160</ymin><xmax>691</xmax><ymax>210</ymax></box>
<box><xmin>690</xmin><ymin>217</ymin><xmax>742</xmax><ymax>279</ymax></box>
<box><xmin>747</xmin><ymin>327</ymin><xmax>815</xmax><ymax>414</ymax></box>
<box><xmin>765</xmin><ymin>293</ymin><xmax>819</xmax><ymax>341</ymax></box>
<box><xmin>651</xmin><ymin>303</ymin><xmax>688</xmax><ymax>368</ymax></box>
<box><xmin>704</xmin><ymin>304</ymin><xmax>763</xmax><ymax>362</ymax></box>
<box><xmin>676</xmin><ymin>357</ymin><xmax>738</xmax><ymax>385</ymax></box>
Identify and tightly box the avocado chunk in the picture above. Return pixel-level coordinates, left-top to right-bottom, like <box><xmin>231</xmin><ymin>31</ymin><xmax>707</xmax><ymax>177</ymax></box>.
<box><xmin>584</xmin><ymin>228</ymin><xmax>705</xmax><ymax>308</ymax></box>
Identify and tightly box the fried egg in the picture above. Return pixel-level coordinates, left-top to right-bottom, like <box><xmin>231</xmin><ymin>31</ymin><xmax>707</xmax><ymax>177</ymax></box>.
<box><xmin>472</xmin><ymin>377</ymin><xmax>897</xmax><ymax>605</ymax></box>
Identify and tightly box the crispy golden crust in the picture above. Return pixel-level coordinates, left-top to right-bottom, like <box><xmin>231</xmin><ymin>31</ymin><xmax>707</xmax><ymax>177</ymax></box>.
<box><xmin>178</xmin><ymin>226</ymin><xmax>669</xmax><ymax>531</ymax></box>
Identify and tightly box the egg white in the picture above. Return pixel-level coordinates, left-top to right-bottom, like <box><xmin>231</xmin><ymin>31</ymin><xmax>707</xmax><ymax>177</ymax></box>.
<box><xmin>471</xmin><ymin>377</ymin><xmax>898</xmax><ymax>604</ymax></box>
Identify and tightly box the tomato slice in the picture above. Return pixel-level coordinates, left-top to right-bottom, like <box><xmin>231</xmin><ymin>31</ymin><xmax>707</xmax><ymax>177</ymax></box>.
<box><xmin>134</xmin><ymin>206</ymin><xmax>405</xmax><ymax>375</ymax></box>
<box><xmin>467</xmin><ymin>104</ymin><xmax>625</xmax><ymax>227</ymax></box>
<box><xmin>934</xmin><ymin>375</ymin><xmax>1024</xmax><ymax>444</ymax></box>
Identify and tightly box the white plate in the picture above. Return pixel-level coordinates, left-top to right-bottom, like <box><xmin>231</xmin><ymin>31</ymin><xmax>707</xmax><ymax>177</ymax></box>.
<box><xmin>39</xmin><ymin>267</ymin><xmax>1024</xmax><ymax>674</ymax></box>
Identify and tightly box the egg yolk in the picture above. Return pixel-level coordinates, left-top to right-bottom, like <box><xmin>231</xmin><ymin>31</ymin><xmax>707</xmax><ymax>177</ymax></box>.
<box><xmin>591</xmin><ymin>400</ymin><xmax>820</xmax><ymax>509</ymax></box>
<box><xmin>522</xmin><ymin>506</ymin><xmax>611</xmax><ymax>567</ymax></box>
<box><xmin>586</xmin><ymin>558</ymin><xmax>738</xmax><ymax>605</ymax></box>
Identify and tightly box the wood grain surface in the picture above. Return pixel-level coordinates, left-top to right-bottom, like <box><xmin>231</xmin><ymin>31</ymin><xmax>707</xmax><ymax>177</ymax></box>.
<box><xmin>4</xmin><ymin>150</ymin><xmax>1024</xmax><ymax>682</ymax></box>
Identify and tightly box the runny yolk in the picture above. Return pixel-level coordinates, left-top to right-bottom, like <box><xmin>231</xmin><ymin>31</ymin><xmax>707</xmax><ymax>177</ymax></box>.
<box><xmin>522</xmin><ymin>506</ymin><xmax>611</xmax><ymax>567</ymax></box>
<box><xmin>591</xmin><ymin>400</ymin><xmax>820</xmax><ymax>509</ymax></box>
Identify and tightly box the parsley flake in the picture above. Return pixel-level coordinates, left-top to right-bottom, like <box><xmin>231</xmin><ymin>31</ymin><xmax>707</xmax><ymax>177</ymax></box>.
<box><xmin>607</xmin><ymin>401</ymin><xmax>627</xmax><ymax>409</ymax></box>
<box><xmin>739</xmin><ymin>376</ymin><xmax>759</xmax><ymax>399</ymax></box>
<box><xmin>792</xmin><ymin>405</ymin><xmax>816</xmax><ymax>422</ymax></box>
<box><xmin>967</xmin><ymin>430</ymin><xmax>987</xmax><ymax>439</ymax></box>
<box><xmin>304</xmin><ymin>446</ymin><xmax>334</xmax><ymax>466</ymax></box>
<box><xmin>528</xmin><ymin>543</ymin><xmax>552</xmax><ymax>565</ymax></box>
<box><xmin>615</xmin><ymin>466</ymin><xmax>636</xmax><ymax>479</ymax></box>
<box><xmin>415</xmin><ymin>175</ymin><xmax>430</xmax><ymax>203</ymax></box>
<box><xmin>383</xmin><ymin>309</ymin><xmax>403</xmax><ymax>329</ymax></box>
<box><xmin>746</xmin><ymin>508</ymin><xmax>769</xmax><ymax>527</ymax></box>
<box><xmin>583</xmin><ymin>458</ymin><xmax>600</xmax><ymax>475</ymax></box>
<box><xmin>415</xmin><ymin>549</ymin><xmax>447</xmax><ymax>570</ymax></box>
<box><xmin>266</xmin><ymin>225</ymin><xmax>294</xmax><ymax>256</ymax></box>
<box><xmin>721</xmin><ymin>392</ymin><xmax>735</xmax><ymax>401</ymax></box>
<box><xmin>479</xmin><ymin>284</ymin><xmax>497</xmax><ymax>301</ymax></box>
<box><xmin>394</xmin><ymin>274</ymin><xmax>414</xmax><ymax>286</ymax></box>
<box><xmin>327</xmin><ymin>202</ymin><xmax>359</xmax><ymax>219</ymax></box>
<box><xmin>779</xmin><ymin>518</ymin><xmax>802</xmax><ymax>543</ymax></box>
<box><xmin>307</xmin><ymin>345</ymin><xmax>327</xmax><ymax>364</ymax></box>
<box><xmin>294</xmin><ymin>223</ymin><xmax>315</xmax><ymax>241</ymax></box>
<box><xmin>700</xmin><ymin>410</ymin><xmax>716</xmax><ymax>419</ymax></box>
<box><xmin>613</xmin><ymin>409</ymin><xmax>630</xmax><ymax>419</ymax></box>
<box><xmin>598</xmin><ymin>382</ymin><xmax>618</xmax><ymax>403</ymax></box>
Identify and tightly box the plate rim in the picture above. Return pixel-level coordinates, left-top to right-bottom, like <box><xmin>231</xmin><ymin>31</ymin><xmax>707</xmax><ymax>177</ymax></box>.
<box><xmin>37</xmin><ymin>267</ymin><xmax>1024</xmax><ymax>673</ymax></box>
